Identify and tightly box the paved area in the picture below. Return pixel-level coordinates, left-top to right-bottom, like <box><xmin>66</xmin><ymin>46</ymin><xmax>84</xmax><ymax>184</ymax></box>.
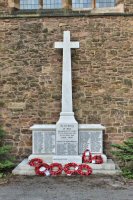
<box><xmin>0</xmin><ymin>175</ymin><xmax>133</xmax><ymax>200</ymax></box>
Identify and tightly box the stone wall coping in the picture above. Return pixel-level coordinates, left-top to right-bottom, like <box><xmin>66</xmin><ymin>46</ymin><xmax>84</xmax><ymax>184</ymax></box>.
<box><xmin>1</xmin><ymin>11</ymin><xmax>133</xmax><ymax>19</ymax></box>
<box><xmin>30</xmin><ymin>124</ymin><xmax>105</xmax><ymax>130</ymax></box>
<box><xmin>79</xmin><ymin>124</ymin><xmax>105</xmax><ymax>130</ymax></box>
<box><xmin>30</xmin><ymin>124</ymin><xmax>56</xmax><ymax>130</ymax></box>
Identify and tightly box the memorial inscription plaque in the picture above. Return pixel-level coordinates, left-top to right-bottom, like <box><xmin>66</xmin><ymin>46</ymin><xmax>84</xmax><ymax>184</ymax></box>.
<box><xmin>56</xmin><ymin>124</ymin><xmax>78</xmax><ymax>155</ymax></box>
<box><xmin>33</xmin><ymin>131</ymin><xmax>56</xmax><ymax>154</ymax></box>
<box><xmin>91</xmin><ymin>131</ymin><xmax>103</xmax><ymax>153</ymax></box>
<box><xmin>79</xmin><ymin>130</ymin><xmax>103</xmax><ymax>154</ymax></box>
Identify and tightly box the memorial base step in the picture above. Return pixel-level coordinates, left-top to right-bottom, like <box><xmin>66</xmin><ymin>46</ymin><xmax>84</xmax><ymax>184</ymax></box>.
<box><xmin>28</xmin><ymin>154</ymin><xmax>53</xmax><ymax>163</ymax></box>
<box><xmin>12</xmin><ymin>159</ymin><xmax>121</xmax><ymax>176</ymax></box>
<box><xmin>28</xmin><ymin>154</ymin><xmax>107</xmax><ymax>164</ymax></box>
<box><xmin>28</xmin><ymin>154</ymin><xmax>82</xmax><ymax>165</ymax></box>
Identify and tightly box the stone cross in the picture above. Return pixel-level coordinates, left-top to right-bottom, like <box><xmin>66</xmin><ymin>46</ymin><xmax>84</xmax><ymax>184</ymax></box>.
<box><xmin>54</xmin><ymin>31</ymin><xmax>79</xmax><ymax>115</ymax></box>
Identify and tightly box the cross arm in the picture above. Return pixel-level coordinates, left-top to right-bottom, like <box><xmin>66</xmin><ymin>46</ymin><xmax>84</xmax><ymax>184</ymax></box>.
<box><xmin>70</xmin><ymin>42</ymin><xmax>80</xmax><ymax>49</ymax></box>
<box><xmin>54</xmin><ymin>42</ymin><xmax>63</xmax><ymax>49</ymax></box>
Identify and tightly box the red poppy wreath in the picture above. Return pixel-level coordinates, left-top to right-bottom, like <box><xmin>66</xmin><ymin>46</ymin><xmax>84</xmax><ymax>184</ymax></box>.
<box><xmin>64</xmin><ymin>163</ymin><xmax>79</xmax><ymax>176</ymax></box>
<box><xmin>92</xmin><ymin>155</ymin><xmax>103</xmax><ymax>164</ymax></box>
<box><xmin>35</xmin><ymin>163</ymin><xmax>50</xmax><ymax>176</ymax></box>
<box><xmin>77</xmin><ymin>164</ymin><xmax>92</xmax><ymax>176</ymax></box>
<box><xmin>29</xmin><ymin>158</ymin><xmax>43</xmax><ymax>167</ymax></box>
<box><xmin>49</xmin><ymin>163</ymin><xmax>63</xmax><ymax>176</ymax></box>
<box><xmin>82</xmin><ymin>149</ymin><xmax>92</xmax><ymax>163</ymax></box>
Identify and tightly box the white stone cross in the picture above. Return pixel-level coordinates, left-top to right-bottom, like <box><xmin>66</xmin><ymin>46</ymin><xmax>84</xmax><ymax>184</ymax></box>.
<box><xmin>54</xmin><ymin>31</ymin><xmax>79</xmax><ymax>114</ymax></box>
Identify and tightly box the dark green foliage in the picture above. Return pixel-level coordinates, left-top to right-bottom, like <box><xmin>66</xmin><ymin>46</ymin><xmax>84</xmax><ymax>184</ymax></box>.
<box><xmin>0</xmin><ymin>127</ymin><xmax>15</xmax><ymax>177</ymax></box>
<box><xmin>112</xmin><ymin>138</ymin><xmax>133</xmax><ymax>179</ymax></box>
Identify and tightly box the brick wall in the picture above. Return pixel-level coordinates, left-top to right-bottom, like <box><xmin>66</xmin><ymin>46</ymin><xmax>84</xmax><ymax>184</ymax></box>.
<box><xmin>0</xmin><ymin>16</ymin><xmax>133</xmax><ymax>159</ymax></box>
<box><xmin>0</xmin><ymin>0</ymin><xmax>8</xmax><ymax>13</ymax></box>
<box><xmin>125</xmin><ymin>0</ymin><xmax>133</xmax><ymax>12</ymax></box>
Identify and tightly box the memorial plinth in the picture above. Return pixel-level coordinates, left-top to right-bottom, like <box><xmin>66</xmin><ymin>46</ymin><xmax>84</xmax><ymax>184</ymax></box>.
<box><xmin>28</xmin><ymin>124</ymin><xmax>106</xmax><ymax>164</ymax></box>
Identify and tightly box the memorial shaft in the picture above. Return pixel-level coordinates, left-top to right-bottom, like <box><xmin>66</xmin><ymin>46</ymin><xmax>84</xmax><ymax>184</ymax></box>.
<box><xmin>54</xmin><ymin>31</ymin><xmax>79</xmax><ymax>114</ymax></box>
<box><xmin>62</xmin><ymin>32</ymin><xmax>72</xmax><ymax>112</ymax></box>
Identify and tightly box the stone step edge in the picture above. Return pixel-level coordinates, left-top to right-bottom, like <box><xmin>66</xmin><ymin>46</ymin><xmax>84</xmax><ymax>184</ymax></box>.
<box><xmin>12</xmin><ymin>169</ymin><xmax>121</xmax><ymax>176</ymax></box>
<box><xmin>12</xmin><ymin>159</ymin><xmax>121</xmax><ymax>175</ymax></box>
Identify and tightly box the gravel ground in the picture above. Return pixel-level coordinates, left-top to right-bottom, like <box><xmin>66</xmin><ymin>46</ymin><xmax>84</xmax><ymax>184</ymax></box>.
<box><xmin>0</xmin><ymin>175</ymin><xmax>133</xmax><ymax>200</ymax></box>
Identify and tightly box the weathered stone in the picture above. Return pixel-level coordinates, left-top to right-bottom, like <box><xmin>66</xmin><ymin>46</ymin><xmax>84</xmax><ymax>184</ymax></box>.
<box><xmin>7</xmin><ymin>102</ymin><xmax>26</xmax><ymax>110</ymax></box>
<box><xmin>59</xmin><ymin>23</ymin><xmax>67</xmax><ymax>27</ymax></box>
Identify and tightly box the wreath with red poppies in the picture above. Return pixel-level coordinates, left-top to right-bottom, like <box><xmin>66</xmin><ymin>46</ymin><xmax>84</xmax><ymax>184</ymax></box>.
<box><xmin>28</xmin><ymin>149</ymin><xmax>104</xmax><ymax>176</ymax></box>
<box><xmin>82</xmin><ymin>149</ymin><xmax>92</xmax><ymax>163</ymax></box>
<box><xmin>64</xmin><ymin>163</ymin><xmax>79</xmax><ymax>176</ymax></box>
<box><xmin>35</xmin><ymin>163</ymin><xmax>50</xmax><ymax>176</ymax></box>
<box><xmin>77</xmin><ymin>164</ymin><xmax>92</xmax><ymax>176</ymax></box>
<box><xmin>50</xmin><ymin>163</ymin><xmax>63</xmax><ymax>176</ymax></box>
<box><xmin>92</xmin><ymin>155</ymin><xmax>103</xmax><ymax>164</ymax></box>
<box><xmin>29</xmin><ymin>158</ymin><xmax>43</xmax><ymax>167</ymax></box>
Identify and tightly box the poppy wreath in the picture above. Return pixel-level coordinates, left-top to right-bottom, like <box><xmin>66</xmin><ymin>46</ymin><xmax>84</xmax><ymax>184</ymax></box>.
<box><xmin>92</xmin><ymin>155</ymin><xmax>103</xmax><ymax>164</ymax></box>
<box><xmin>50</xmin><ymin>163</ymin><xmax>63</xmax><ymax>176</ymax></box>
<box><xmin>77</xmin><ymin>164</ymin><xmax>92</xmax><ymax>176</ymax></box>
<box><xmin>82</xmin><ymin>149</ymin><xmax>92</xmax><ymax>163</ymax></box>
<box><xmin>64</xmin><ymin>163</ymin><xmax>79</xmax><ymax>176</ymax></box>
<box><xmin>35</xmin><ymin>163</ymin><xmax>50</xmax><ymax>176</ymax></box>
<box><xmin>29</xmin><ymin>158</ymin><xmax>43</xmax><ymax>167</ymax></box>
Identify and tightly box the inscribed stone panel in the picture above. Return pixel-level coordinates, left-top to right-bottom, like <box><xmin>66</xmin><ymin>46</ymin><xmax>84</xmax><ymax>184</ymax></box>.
<box><xmin>33</xmin><ymin>131</ymin><xmax>56</xmax><ymax>154</ymax></box>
